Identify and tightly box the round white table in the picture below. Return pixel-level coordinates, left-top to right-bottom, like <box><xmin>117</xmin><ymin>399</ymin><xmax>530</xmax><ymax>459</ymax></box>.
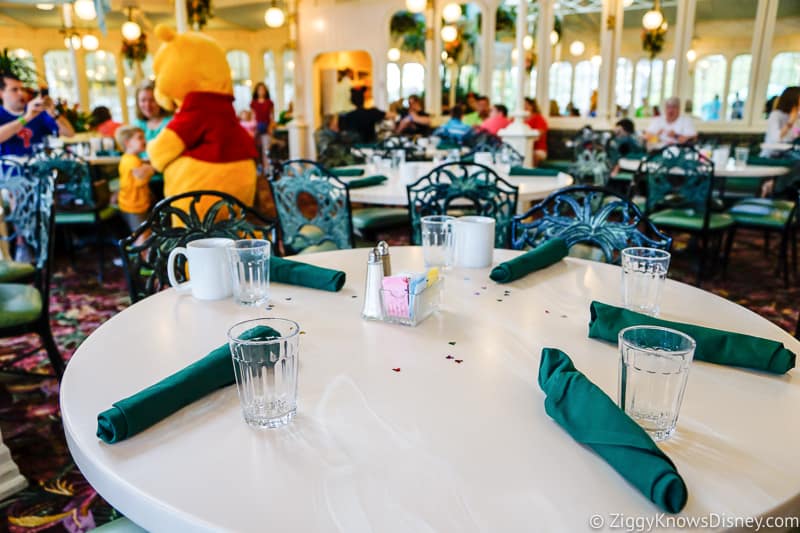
<box><xmin>61</xmin><ymin>247</ymin><xmax>800</xmax><ymax>532</ymax></box>
<box><xmin>343</xmin><ymin>162</ymin><xmax>573</xmax><ymax>214</ymax></box>
<box><xmin>760</xmin><ymin>142</ymin><xmax>794</xmax><ymax>154</ymax></box>
<box><xmin>619</xmin><ymin>157</ymin><xmax>791</xmax><ymax>178</ymax></box>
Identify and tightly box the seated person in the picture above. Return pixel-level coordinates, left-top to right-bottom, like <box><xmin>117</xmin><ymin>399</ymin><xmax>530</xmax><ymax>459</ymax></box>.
<box><xmin>760</xmin><ymin>86</ymin><xmax>800</xmax><ymax>157</ymax></box>
<box><xmin>524</xmin><ymin>98</ymin><xmax>548</xmax><ymax>165</ymax></box>
<box><xmin>645</xmin><ymin>97</ymin><xmax>697</xmax><ymax>148</ymax></box>
<box><xmin>479</xmin><ymin>104</ymin><xmax>512</xmax><ymax>136</ymax></box>
<box><xmin>463</xmin><ymin>96</ymin><xmax>490</xmax><ymax>127</ymax></box>
<box><xmin>613</xmin><ymin>118</ymin><xmax>643</xmax><ymax>158</ymax></box>
<box><xmin>314</xmin><ymin>113</ymin><xmax>342</xmax><ymax>156</ymax></box>
<box><xmin>395</xmin><ymin>94</ymin><xmax>432</xmax><ymax>136</ymax></box>
<box><xmin>340</xmin><ymin>89</ymin><xmax>386</xmax><ymax>144</ymax></box>
<box><xmin>433</xmin><ymin>104</ymin><xmax>471</xmax><ymax>142</ymax></box>
<box><xmin>0</xmin><ymin>75</ymin><xmax>74</xmax><ymax>156</ymax></box>
<box><xmin>91</xmin><ymin>106</ymin><xmax>122</xmax><ymax>138</ymax></box>
<box><xmin>115</xmin><ymin>125</ymin><xmax>154</xmax><ymax>243</ymax></box>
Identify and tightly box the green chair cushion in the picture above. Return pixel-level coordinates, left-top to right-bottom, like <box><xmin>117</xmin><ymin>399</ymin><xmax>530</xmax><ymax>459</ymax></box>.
<box><xmin>650</xmin><ymin>209</ymin><xmax>735</xmax><ymax>231</ymax></box>
<box><xmin>724</xmin><ymin>178</ymin><xmax>762</xmax><ymax>194</ymax></box>
<box><xmin>746</xmin><ymin>156</ymin><xmax>797</xmax><ymax>168</ymax></box>
<box><xmin>0</xmin><ymin>283</ymin><xmax>42</xmax><ymax>328</ymax></box>
<box><xmin>728</xmin><ymin>199</ymin><xmax>795</xmax><ymax>229</ymax></box>
<box><xmin>539</xmin><ymin>160</ymin><xmax>573</xmax><ymax>173</ymax></box>
<box><xmin>352</xmin><ymin>207</ymin><xmax>408</xmax><ymax>231</ymax></box>
<box><xmin>609</xmin><ymin>171</ymin><xmax>635</xmax><ymax>182</ymax></box>
<box><xmin>0</xmin><ymin>260</ymin><xmax>35</xmax><ymax>282</ymax></box>
<box><xmin>56</xmin><ymin>205</ymin><xmax>118</xmax><ymax>224</ymax></box>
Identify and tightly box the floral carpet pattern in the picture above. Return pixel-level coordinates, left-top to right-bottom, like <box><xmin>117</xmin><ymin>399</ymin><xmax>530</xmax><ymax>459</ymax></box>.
<box><xmin>0</xmin><ymin>228</ymin><xmax>797</xmax><ymax>532</ymax></box>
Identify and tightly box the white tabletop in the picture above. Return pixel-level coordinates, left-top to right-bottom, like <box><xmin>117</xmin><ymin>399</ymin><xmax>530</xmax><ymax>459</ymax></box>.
<box><xmin>760</xmin><ymin>142</ymin><xmax>793</xmax><ymax>153</ymax></box>
<box><xmin>619</xmin><ymin>157</ymin><xmax>791</xmax><ymax>178</ymax></box>
<box><xmin>343</xmin><ymin>162</ymin><xmax>573</xmax><ymax>214</ymax></box>
<box><xmin>61</xmin><ymin>247</ymin><xmax>800</xmax><ymax>532</ymax></box>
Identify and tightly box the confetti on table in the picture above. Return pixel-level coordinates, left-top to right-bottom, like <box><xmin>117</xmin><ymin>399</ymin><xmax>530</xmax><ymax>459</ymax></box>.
<box><xmin>448</xmin><ymin>341</ymin><xmax>456</xmax><ymax>346</ymax></box>
<box><xmin>560</xmin><ymin>315</ymin><xmax>568</xmax><ymax>318</ymax></box>
<box><xmin>351</xmin><ymin>295</ymin><xmax>358</xmax><ymax>299</ymax></box>
<box><xmin>454</xmin><ymin>360</ymin><xmax>463</xmax><ymax>364</ymax></box>
<box><xmin>474</xmin><ymin>292</ymin><xmax>481</xmax><ymax>296</ymax></box>
<box><xmin>445</xmin><ymin>355</ymin><xmax>454</xmax><ymax>360</ymax></box>
<box><xmin>392</xmin><ymin>368</ymin><xmax>401</xmax><ymax>372</ymax></box>
<box><xmin>299</xmin><ymin>331</ymin><xmax>307</xmax><ymax>335</ymax></box>
<box><xmin>497</xmin><ymin>299</ymin><xmax>503</xmax><ymax>302</ymax></box>
<box><xmin>481</xmin><ymin>286</ymin><xmax>487</xmax><ymax>290</ymax></box>
<box><xmin>285</xmin><ymin>297</ymin><xmax>292</xmax><ymax>301</ymax></box>
<box><xmin>545</xmin><ymin>310</ymin><xmax>550</xmax><ymax>314</ymax></box>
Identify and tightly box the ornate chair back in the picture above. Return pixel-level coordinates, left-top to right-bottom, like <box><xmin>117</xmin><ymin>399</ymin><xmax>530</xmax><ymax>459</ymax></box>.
<box><xmin>269</xmin><ymin>159</ymin><xmax>354</xmax><ymax>254</ymax></box>
<box><xmin>638</xmin><ymin>144</ymin><xmax>715</xmax><ymax>220</ymax></box>
<box><xmin>26</xmin><ymin>149</ymin><xmax>95</xmax><ymax>213</ymax></box>
<box><xmin>118</xmin><ymin>190</ymin><xmax>276</xmax><ymax>303</ymax></box>
<box><xmin>406</xmin><ymin>161</ymin><xmax>519</xmax><ymax>248</ymax></box>
<box><xmin>511</xmin><ymin>185</ymin><xmax>672</xmax><ymax>264</ymax></box>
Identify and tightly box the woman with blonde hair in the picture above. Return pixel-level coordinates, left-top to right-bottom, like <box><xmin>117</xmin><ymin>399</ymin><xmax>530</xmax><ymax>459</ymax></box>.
<box><xmin>133</xmin><ymin>80</ymin><xmax>171</xmax><ymax>143</ymax></box>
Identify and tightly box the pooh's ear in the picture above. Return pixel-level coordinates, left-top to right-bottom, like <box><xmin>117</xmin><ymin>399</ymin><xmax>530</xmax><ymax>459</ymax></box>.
<box><xmin>155</xmin><ymin>24</ymin><xmax>176</xmax><ymax>42</ymax></box>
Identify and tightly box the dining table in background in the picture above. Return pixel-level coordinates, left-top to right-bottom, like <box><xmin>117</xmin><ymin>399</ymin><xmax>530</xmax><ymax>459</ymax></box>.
<box><xmin>342</xmin><ymin>162</ymin><xmax>574</xmax><ymax>214</ymax></box>
<box><xmin>618</xmin><ymin>157</ymin><xmax>792</xmax><ymax>179</ymax></box>
<box><xmin>60</xmin><ymin>247</ymin><xmax>800</xmax><ymax>532</ymax></box>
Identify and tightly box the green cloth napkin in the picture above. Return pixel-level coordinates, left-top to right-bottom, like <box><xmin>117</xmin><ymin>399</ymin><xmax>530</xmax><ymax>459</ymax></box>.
<box><xmin>97</xmin><ymin>325</ymin><xmax>279</xmax><ymax>444</ymax></box>
<box><xmin>437</xmin><ymin>142</ymin><xmax>461</xmax><ymax>150</ymax></box>
<box><xmin>346</xmin><ymin>175</ymin><xmax>388</xmax><ymax>189</ymax></box>
<box><xmin>490</xmin><ymin>239</ymin><xmax>569</xmax><ymax>283</ymax></box>
<box><xmin>588</xmin><ymin>301</ymin><xmax>796</xmax><ymax>374</ymax></box>
<box><xmin>539</xmin><ymin>347</ymin><xmax>688</xmax><ymax>513</ymax></box>
<box><xmin>331</xmin><ymin>168</ymin><xmax>365</xmax><ymax>177</ymax></box>
<box><xmin>270</xmin><ymin>256</ymin><xmax>346</xmax><ymax>292</ymax></box>
<box><xmin>510</xmin><ymin>166</ymin><xmax>561</xmax><ymax>177</ymax></box>
<box><xmin>746</xmin><ymin>156</ymin><xmax>797</xmax><ymax>168</ymax></box>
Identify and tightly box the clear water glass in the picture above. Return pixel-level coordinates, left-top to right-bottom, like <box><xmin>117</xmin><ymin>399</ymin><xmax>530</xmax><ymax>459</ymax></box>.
<box><xmin>734</xmin><ymin>147</ymin><xmax>749</xmax><ymax>168</ymax></box>
<box><xmin>421</xmin><ymin>215</ymin><xmax>455</xmax><ymax>268</ymax></box>
<box><xmin>618</xmin><ymin>326</ymin><xmax>696</xmax><ymax>441</ymax></box>
<box><xmin>391</xmin><ymin>149</ymin><xmax>406</xmax><ymax>169</ymax></box>
<box><xmin>228</xmin><ymin>239</ymin><xmax>270</xmax><ymax>306</ymax></box>
<box><xmin>228</xmin><ymin>318</ymin><xmax>300</xmax><ymax>428</ymax></box>
<box><xmin>621</xmin><ymin>247</ymin><xmax>671</xmax><ymax>316</ymax></box>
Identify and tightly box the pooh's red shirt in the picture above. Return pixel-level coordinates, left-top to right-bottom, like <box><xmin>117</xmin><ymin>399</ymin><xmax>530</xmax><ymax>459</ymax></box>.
<box><xmin>166</xmin><ymin>92</ymin><xmax>257</xmax><ymax>162</ymax></box>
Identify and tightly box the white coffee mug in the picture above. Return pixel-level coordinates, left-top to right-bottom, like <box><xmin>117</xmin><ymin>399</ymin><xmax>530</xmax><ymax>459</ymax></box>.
<box><xmin>167</xmin><ymin>238</ymin><xmax>234</xmax><ymax>300</ymax></box>
<box><xmin>451</xmin><ymin>216</ymin><xmax>495</xmax><ymax>268</ymax></box>
<box><xmin>399</xmin><ymin>163</ymin><xmax>418</xmax><ymax>183</ymax></box>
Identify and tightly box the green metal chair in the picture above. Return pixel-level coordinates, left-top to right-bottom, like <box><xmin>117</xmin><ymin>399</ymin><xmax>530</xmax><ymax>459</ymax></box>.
<box><xmin>269</xmin><ymin>159</ymin><xmax>355</xmax><ymax>254</ymax></box>
<box><xmin>0</xmin><ymin>158</ymin><xmax>37</xmax><ymax>282</ymax></box>
<box><xmin>26</xmin><ymin>149</ymin><xmax>118</xmax><ymax>282</ymax></box>
<box><xmin>118</xmin><ymin>190</ymin><xmax>276</xmax><ymax>304</ymax></box>
<box><xmin>0</xmin><ymin>162</ymin><xmax>64</xmax><ymax>378</ymax></box>
<box><xmin>511</xmin><ymin>185</ymin><xmax>672</xmax><ymax>264</ymax></box>
<box><xmin>406</xmin><ymin>161</ymin><xmax>519</xmax><ymax>248</ymax></box>
<box><xmin>638</xmin><ymin>144</ymin><xmax>734</xmax><ymax>286</ymax></box>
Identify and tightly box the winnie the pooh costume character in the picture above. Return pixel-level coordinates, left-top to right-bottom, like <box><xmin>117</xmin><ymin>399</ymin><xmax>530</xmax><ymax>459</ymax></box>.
<box><xmin>147</xmin><ymin>25</ymin><xmax>256</xmax><ymax>215</ymax></box>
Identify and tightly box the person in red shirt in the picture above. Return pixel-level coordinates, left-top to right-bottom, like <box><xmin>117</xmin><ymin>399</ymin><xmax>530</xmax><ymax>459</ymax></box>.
<box><xmin>250</xmin><ymin>83</ymin><xmax>274</xmax><ymax>134</ymax></box>
<box><xmin>524</xmin><ymin>97</ymin><xmax>548</xmax><ymax>165</ymax></box>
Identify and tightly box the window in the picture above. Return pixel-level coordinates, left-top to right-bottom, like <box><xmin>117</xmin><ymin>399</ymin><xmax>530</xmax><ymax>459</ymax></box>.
<box><xmin>693</xmin><ymin>54</ymin><xmax>726</xmax><ymax>121</ymax></box>
<box><xmin>615</xmin><ymin>58</ymin><xmax>633</xmax><ymax>114</ymax></box>
<box><xmin>439</xmin><ymin>2</ymin><xmax>482</xmax><ymax>108</ymax></box>
<box><xmin>43</xmin><ymin>51</ymin><xmax>78</xmax><ymax>104</ymax></box>
<box><xmin>648</xmin><ymin>59</ymin><xmax>664</xmax><ymax>107</ymax></box>
<box><xmin>283</xmin><ymin>49</ymin><xmax>295</xmax><ymax>110</ymax></box>
<box><xmin>263</xmin><ymin>51</ymin><xmax>277</xmax><ymax>102</ymax></box>
<box><xmin>122</xmin><ymin>54</ymin><xmax>154</xmax><ymax>121</ymax></box>
<box><xmin>548</xmin><ymin>62</ymin><xmax>572</xmax><ymax>116</ymax></box>
<box><xmin>767</xmin><ymin>52</ymin><xmax>800</xmax><ymax>105</ymax></box>
<box><xmin>226</xmin><ymin>50</ymin><xmax>251</xmax><ymax>113</ymax></box>
<box><xmin>85</xmin><ymin>51</ymin><xmax>121</xmax><ymax>120</ymax></box>
<box><xmin>663</xmin><ymin>59</ymin><xmax>675</xmax><ymax>100</ymax></box>
<box><xmin>402</xmin><ymin>62</ymin><xmax>425</xmax><ymax>99</ymax></box>
<box><xmin>573</xmin><ymin>60</ymin><xmax>598</xmax><ymax>117</ymax></box>
<box><xmin>728</xmin><ymin>55</ymin><xmax>751</xmax><ymax>120</ymax></box>
<box><xmin>387</xmin><ymin>62</ymin><xmax>401</xmax><ymax>103</ymax></box>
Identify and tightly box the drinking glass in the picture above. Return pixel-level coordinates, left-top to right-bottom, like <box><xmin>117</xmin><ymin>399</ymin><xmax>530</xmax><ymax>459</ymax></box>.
<box><xmin>734</xmin><ymin>147</ymin><xmax>749</xmax><ymax>168</ymax></box>
<box><xmin>421</xmin><ymin>215</ymin><xmax>455</xmax><ymax>268</ymax></box>
<box><xmin>391</xmin><ymin>149</ymin><xmax>406</xmax><ymax>169</ymax></box>
<box><xmin>228</xmin><ymin>239</ymin><xmax>270</xmax><ymax>306</ymax></box>
<box><xmin>228</xmin><ymin>318</ymin><xmax>300</xmax><ymax>428</ymax></box>
<box><xmin>618</xmin><ymin>326</ymin><xmax>696</xmax><ymax>441</ymax></box>
<box><xmin>621</xmin><ymin>247</ymin><xmax>671</xmax><ymax>316</ymax></box>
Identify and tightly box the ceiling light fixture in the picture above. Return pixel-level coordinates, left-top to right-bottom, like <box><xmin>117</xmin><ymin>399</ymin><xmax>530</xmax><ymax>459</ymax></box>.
<box><xmin>686</xmin><ymin>49</ymin><xmax>696</xmax><ymax>62</ymax></box>
<box><xmin>441</xmin><ymin>24</ymin><xmax>458</xmax><ymax>43</ymax></box>
<box><xmin>442</xmin><ymin>2</ymin><xmax>461</xmax><ymax>23</ymax></box>
<box><xmin>36</xmin><ymin>3</ymin><xmax>55</xmax><ymax>10</ymax></box>
<box><xmin>642</xmin><ymin>0</ymin><xmax>664</xmax><ymax>31</ymax></box>
<box><xmin>406</xmin><ymin>0</ymin><xmax>427</xmax><ymax>13</ymax></box>
<box><xmin>569</xmin><ymin>40</ymin><xmax>585</xmax><ymax>56</ymax></box>
<box><xmin>622</xmin><ymin>0</ymin><xmax>634</xmax><ymax>7</ymax></box>
<box><xmin>73</xmin><ymin>0</ymin><xmax>97</xmax><ymax>21</ymax></box>
<box><xmin>82</xmin><ymin>34</ymin><xmax>99</xmax><ymax>51</ymax></box>
<box><xmin>387</xmin><ymin>48</ymin><xmax>401</xmax><ymax>62</ymax></box>
<box><xmin>549</xmin><ymin>30</ymin><xmax>560</xmax><ymax>46</ymax></box>
<box><xmin>264</xmin><ymin>2</ymin><xmax>286</xmax><ymax>28</ymax></box>
<box><xmin>523</xmin><ymin>35</ymin><xmax>533</xmax><ymax>51</ymax></box>
<box><xmin>122</xmin><ymin>8</ymin><xmax>142</xmax><ymax>41</ymax></box>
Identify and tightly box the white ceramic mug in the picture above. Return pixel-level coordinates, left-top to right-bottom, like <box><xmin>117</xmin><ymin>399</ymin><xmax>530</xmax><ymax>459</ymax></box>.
<box><xmin>399</xmin><ymin>163</ymin><xmax>418</xmax><ymax>183</ymax></box>
<box><xmin>450</xmin><ymin>216</ymin><xmax>495</xmax><ymax>268</ymax></box>
<box><xmin>167</xmin><ymin>238</ymin><xmax>234</xmax><ymax>300</ymax></box>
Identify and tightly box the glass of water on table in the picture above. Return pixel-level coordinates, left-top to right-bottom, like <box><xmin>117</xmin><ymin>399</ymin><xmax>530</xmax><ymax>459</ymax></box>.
<box><xmin>228</xmin><ymin>239</ymin><xmax>270</xmax><ymax>306</ymax></box>
<box><xmin>621</xmin><ymin>247</ymin><xmax>671</xmax><ymax>316</ymax></box>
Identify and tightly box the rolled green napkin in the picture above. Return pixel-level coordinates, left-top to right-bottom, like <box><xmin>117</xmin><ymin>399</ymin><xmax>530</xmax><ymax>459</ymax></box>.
<box><xmin>437</xmin><ymin>142</ymin><xmax>460</xmax><ymax>150</ymax></box>
<box><xmin>331</xmin><ymin>168</ymin><xmax>365</xmax><ymax>177</ymax></box>
<box><xmin>346</xmin><ymin>175</ymin><xmax>387</xmax><ymax>189</ymax></box>
<box><xmin>490</xmin><ymin>238</ymin><xmax>569</xmax><ymax>283</ymax></box>
<box><xmin>539</xmin><ymin>347</ymin><xmax>688</xmax><ymax>513</ymax></box>
<box><xmin>270</xmin><ymin>256</ymin><xmax>346</xmax><ymax>292</ymax></box>
<box><xmin>510</xmin><ymin>166</ymin><xmax>561</xmax><ymax>177</ymax></box>
<box><xmin>97</xmin><ymin>325</ymin><xmax>279</xmax><ymax>444</ymax></box>
<box><xmin>588</xmin><ymin>301</ymin><xmax>796</xmax><ymax>374</ymax></box>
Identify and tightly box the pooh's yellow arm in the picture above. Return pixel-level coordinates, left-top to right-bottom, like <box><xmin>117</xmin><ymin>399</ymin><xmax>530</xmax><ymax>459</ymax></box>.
<box><xmin>147</xmin><ymin>128</ymin><xmax>185</xmax><ymax>173</ymax></box>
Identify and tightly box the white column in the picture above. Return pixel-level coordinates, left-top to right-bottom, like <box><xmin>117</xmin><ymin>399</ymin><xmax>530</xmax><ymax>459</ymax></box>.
<box><xmin>424</xmin><ymin>2</ymin><xmax>437</xmax><ymax>113</ymax></box>
<box><xmin>535</xmin><ymin>0</ymin><xmax>554</xmax><ymax>118</ymax></box>
<box><xmin>287</xmin><ymin>0</ymin><xmax>308</xmax><ymax>159</ymax></box>
<box><xmin>597</xmin><ymin>0</ymin><xmax>620</xmax><ymax>122</ymax></box>
<box><xmin>748</xmin><ymin>0</ymin><xmax>778</xmax><ymax>127</ymax></box>
<box><xmin>672</xmin><ymin>0</ymin><xmax>696</xmax><ymax>104</ymax></box>
<box><xmin>498</xmin><ymin>0</ymin><xmax>537</xmax><ymax>167</ymax></box>
<box><xmin>430</xmin><ymin>1</ymin><xmax>443</xmax><ymax>116</ymax></box>
<box><xmin>175</xmin><ymin>0</ymin><xmax>188</xmax><ymax>33</ymax></box>
<box><xmin>479</xmin><ymin>5</ymin><xmax>495</xmax><ymax>97</ymax></box>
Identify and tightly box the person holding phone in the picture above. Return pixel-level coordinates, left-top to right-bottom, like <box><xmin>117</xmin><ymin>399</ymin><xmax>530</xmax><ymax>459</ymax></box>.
<box><xmin>0</xmin><ymin>74</ymin><xmax>75</xmax><ymax>157</ymax></box>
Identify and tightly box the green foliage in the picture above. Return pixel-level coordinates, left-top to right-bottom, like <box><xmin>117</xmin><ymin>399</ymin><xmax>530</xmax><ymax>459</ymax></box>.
<box><xmin>187</xmin><ymin>0</ymin><xmax>213</xmax><ymax>30</ymax></box>
<box><xmin>642</xmin><ymin>26</ymin><xmax>666</xmax><ymax>59</ymax></box>
<box><xmin>390</xmin><ymin>11</ymin><xmax>426</xmax><ymax>54</ymax></box>
<box><xmin>121</xmin><ymin>34</ymin><xmax>148</xmax><ymax>68</ymax></box>
<box><xmin>495</xmin><ymin>6</ymin><xmax>516</xmax><ymax>40</ymax></box>
<box><xmin>55</xmin><ymin>101</ymin><xmax>92</xmax><ymax>133</ymax></box>
<box><xmin>0</xmin><ymin>48</ymin><xmax>38</xmax><ymax>85</ymax></box>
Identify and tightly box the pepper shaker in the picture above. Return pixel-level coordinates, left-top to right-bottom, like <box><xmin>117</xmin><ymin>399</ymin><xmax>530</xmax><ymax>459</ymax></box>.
<box><xmin>376</xmin><ymin>241</ymin><xmax>391</xmax><ymax>277</ymax></box>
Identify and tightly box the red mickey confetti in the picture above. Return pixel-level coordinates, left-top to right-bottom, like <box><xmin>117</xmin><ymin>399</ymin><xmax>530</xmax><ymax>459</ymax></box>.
<box><xmin>445</xmin><ymin>355</ymin><xmax>454</xmax><ymax>359</ymax></box>
<box><xmin>392</xmin><ymin>368</ymin><xmax>401</xmax><ymax>372</ymax></box>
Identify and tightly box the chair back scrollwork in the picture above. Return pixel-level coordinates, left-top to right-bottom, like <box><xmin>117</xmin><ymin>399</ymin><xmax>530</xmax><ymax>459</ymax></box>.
<box><xmin>638</xmin><ymin>144</ymin><xmax>714</xmax><ymax>218</ymax></box>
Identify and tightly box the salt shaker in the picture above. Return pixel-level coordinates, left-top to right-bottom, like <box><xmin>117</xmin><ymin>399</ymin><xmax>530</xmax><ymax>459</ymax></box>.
<box><xmin>361</xmin><ymin>248</ymin><xmax>384</xmax><ymax>320</ymax></box>
<box><xmin>376</xmin><ymin>241</ymin><xmax>391</xmax><ymax>276</ymax></box>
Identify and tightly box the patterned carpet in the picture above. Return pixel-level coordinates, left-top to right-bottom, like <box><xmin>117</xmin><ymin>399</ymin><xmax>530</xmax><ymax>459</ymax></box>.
<box><xmin>0</xmin><ymin>228</ymin><xmax>796</xmax><ymax>532</ymax></box>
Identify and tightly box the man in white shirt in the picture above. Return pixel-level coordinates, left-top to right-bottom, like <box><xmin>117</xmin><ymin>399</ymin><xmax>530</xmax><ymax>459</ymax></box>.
<box><xmin>646</xmin><ymin>97</ymin><xmax>697</xmax><ymax>147</ymax></box>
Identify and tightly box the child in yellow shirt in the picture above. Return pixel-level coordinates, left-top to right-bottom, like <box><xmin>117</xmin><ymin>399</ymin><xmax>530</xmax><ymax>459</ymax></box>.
<box><xmin>115</xmin><ymin>125</ymin><xmax>155</xmax><ymax>235</ymax></box>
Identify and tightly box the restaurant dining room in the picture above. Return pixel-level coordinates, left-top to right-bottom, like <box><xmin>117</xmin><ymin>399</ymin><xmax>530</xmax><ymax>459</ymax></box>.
<box><xmin>0</xmin><ymin>0</ymin><xmax>799</xmax><ymax>530</ymax></box>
